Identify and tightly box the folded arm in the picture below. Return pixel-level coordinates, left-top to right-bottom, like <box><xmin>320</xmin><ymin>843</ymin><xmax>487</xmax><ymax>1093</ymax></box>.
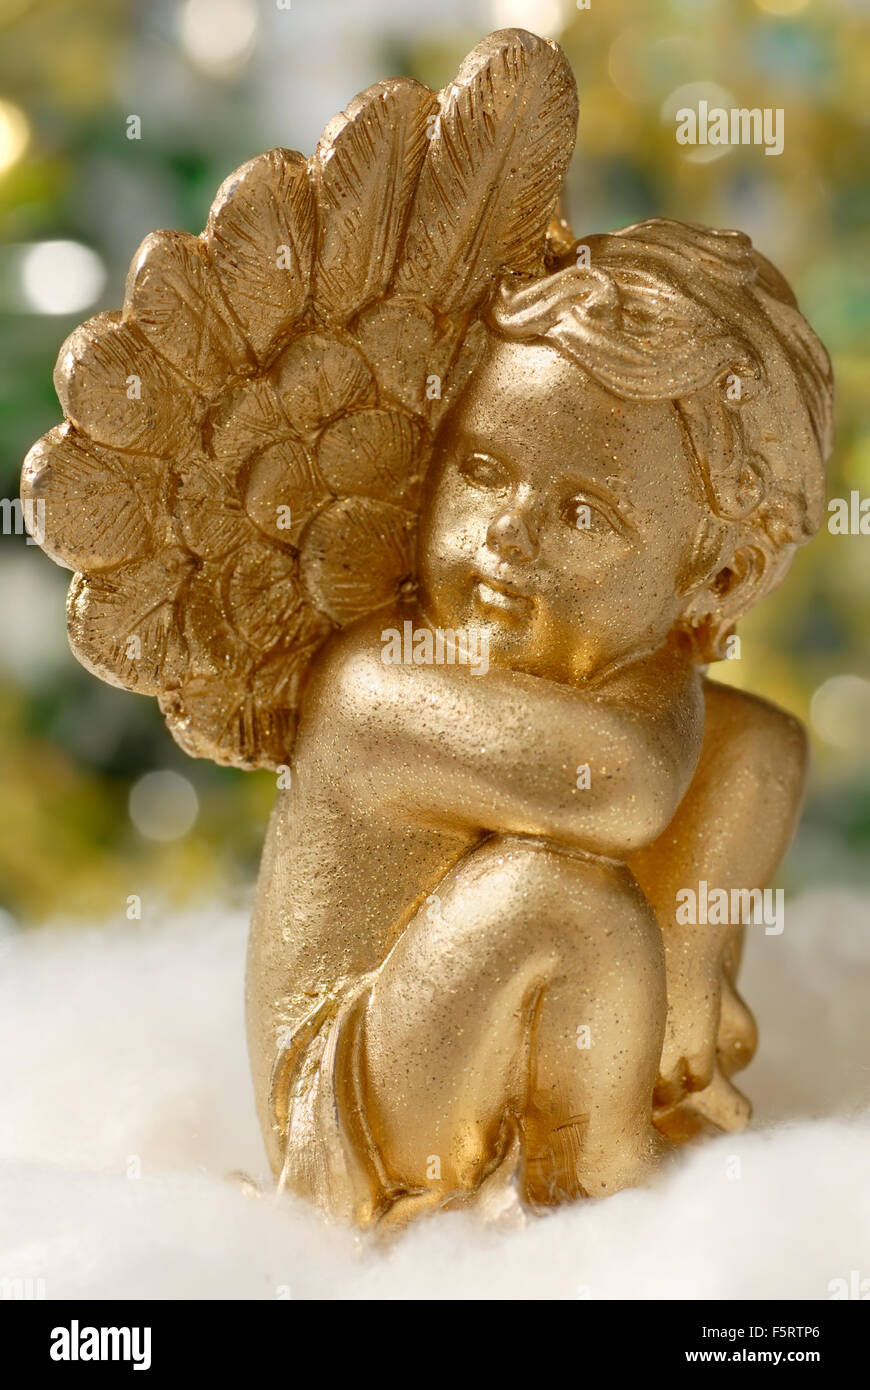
<box><xmin>319</xmin><ymin>620</ymin><xmax>705</xmax><ymax>860</ymax></box>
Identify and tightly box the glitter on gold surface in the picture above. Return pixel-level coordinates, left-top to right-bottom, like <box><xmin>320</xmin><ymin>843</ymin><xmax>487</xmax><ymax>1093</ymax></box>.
<box><xmin>21</xmin><ymin>29</ymin><xmax>833</xmax><ymax>1228</ymax></box>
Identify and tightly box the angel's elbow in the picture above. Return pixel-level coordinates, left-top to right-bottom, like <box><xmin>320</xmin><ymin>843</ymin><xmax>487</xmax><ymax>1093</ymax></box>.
<box><xmin>605</xmin><ymin>783</ymin><xmax>679</xmax><ymax>855</ymax></box>
<box><xmin>553</xmin><ymin>776</ymin><xmax>683</xmax><ymax>859</ymax></box>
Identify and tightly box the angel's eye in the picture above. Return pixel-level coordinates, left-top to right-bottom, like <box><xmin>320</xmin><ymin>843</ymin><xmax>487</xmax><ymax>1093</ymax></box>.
<box><xmin>562</xmin><ymin>496</ymin><xmax>613</xmax><ymax>534</ymax></box>
<box><xmin>459</xmin><ymin>453</ymin><xmax>509</xmax><ymax>490</ymax></box>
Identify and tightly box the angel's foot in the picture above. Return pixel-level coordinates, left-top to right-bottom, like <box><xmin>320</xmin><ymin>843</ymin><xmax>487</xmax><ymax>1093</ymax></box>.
<box><xmin>684</xmin><ymin>1068</ymin><xmax>752</xmax><ymax>1131</ymax></box>
<box><xmin>524</xmin><ymin>1121</ymin><xmax>671</xmax><ymax>1204</ymax></box>
<box><xmin>654</xmin><ymin>1066</ymin><xmax>752</xmax><ymax>1142</ymax></box>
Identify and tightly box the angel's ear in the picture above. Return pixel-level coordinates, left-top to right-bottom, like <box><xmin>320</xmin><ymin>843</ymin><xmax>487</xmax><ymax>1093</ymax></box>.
<box><xmin>678</xmin><ymin>543</ymin><xmax>769</xmax><ymax>659</ymax></box>
<box><xmin>719</xmin><ymin>544</ymin><xmax>771</xmax><ymax>613</ymax></box>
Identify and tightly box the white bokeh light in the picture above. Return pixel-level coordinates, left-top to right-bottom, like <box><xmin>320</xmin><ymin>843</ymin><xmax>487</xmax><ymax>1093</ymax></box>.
<box><xmin>810</xmin><ymin>675</ymin><xmax>870</xmax><ymax>753</ymax></box>
<box><xmin>129</xmin><ymin>771</ymin><xmax>200</xmax><ymax>842</ymax></box>
<box><xmin>20</xmin><ymin>240</ymin><xmax>106</xmax><ymax>315</ymax></box>
<box><xmin>179</xmin><ymin>0</ymin><xmax>259</xmax><ymax>77</ymax></box>
<box><xmin>490</xmin><ymin>0</ymin><xmax>568</xmax><ymax>38</ymax></box>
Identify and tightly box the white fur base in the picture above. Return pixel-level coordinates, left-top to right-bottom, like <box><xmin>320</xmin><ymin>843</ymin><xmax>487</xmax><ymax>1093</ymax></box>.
<box><xmin>1</xmin><ymin>891</ymin><xmax>868</xmax><ymax>1300</ymax></box>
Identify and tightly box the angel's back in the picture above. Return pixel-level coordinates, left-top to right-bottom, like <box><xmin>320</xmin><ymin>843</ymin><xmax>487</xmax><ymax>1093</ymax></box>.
<box><xmin>245</xmin><ymin>617</ymin><xmax>475</xmax><ymax>1173</ymax></box>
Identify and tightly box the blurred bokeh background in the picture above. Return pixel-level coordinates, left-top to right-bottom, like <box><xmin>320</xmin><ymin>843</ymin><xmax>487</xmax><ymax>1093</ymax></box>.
<box><xmin>0</xmin><ymin>0</ymin><xmax>867</xmax><ymax>926</ymax></box>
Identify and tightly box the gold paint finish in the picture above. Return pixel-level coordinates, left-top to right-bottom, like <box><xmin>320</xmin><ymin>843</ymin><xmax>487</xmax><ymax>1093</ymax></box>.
<box><xmin>21</xmin><ymin>30</ymin><xmax>833</xmax><ymax>1228</ymax></box>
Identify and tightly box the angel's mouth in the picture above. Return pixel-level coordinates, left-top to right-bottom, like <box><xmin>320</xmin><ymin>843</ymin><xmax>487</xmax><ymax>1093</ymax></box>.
<box><xmin>472</xmin><ymin>574</ymin><xmax>534</xmax><ymax>617</ymax></box>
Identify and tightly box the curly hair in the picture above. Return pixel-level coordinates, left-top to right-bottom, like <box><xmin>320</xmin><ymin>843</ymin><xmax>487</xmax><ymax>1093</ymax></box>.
<box><xmin>487</xmin><ymin>218</ymin><xmax>833</xmax><ymax>661</ymax></box>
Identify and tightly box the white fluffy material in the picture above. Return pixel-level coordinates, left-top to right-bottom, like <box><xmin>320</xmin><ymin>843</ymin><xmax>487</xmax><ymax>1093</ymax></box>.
<box><xmin>1</xmin><ymin>891</ymin><xmax>868</xmax><ymax>1300</ymax></box>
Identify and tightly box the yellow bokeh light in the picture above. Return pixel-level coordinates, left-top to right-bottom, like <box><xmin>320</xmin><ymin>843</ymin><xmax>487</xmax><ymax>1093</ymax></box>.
<box><xmin>0</xmin><ymin>0</ymin><xmax>32</xmax><ymax>23</ymax></box>
<box><xmin>0</xmin><ymin>97</ymin><xmax>29</xmax><ymax>176</ymax></box>
<box><xmin>753</xmin><ymin>0</ymin><xmax>811</xmax><ymax>15</ymax></box>
<box><xmin>661</xmin><ymin>81</ymin><xmax>738</xmax><ymax>164</ymax></box>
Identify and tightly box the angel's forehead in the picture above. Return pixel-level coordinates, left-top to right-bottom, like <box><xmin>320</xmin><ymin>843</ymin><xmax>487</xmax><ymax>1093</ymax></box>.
<box><xmin>451</xmin><ymin>337</ymin><xmax>678</xmax><ymax>463</ymax></box>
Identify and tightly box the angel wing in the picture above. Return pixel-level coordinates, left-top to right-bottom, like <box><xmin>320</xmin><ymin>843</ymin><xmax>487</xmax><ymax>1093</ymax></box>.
<box><xmin>20</xmin><ymin>28</ymin><xmax>578</xmax><ymax>770</ymax></box>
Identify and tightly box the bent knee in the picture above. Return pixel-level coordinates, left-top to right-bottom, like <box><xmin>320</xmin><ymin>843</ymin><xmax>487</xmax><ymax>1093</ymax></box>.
<box><xmin>443</xmin><ymin>834</ymin><xmax>662</xmax><ymax>975</ymax></box>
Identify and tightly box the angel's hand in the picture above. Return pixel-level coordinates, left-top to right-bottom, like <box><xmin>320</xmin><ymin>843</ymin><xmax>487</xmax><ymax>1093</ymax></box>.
<box><xmin>655</xmin><ymin>965</ymin><xmax>721</xmax><ymax>1108</ymax></box>
<box><xmin>655</xmin><ymin>966</ymin><xmax>757</xmax><ymax>1113</ymax></box>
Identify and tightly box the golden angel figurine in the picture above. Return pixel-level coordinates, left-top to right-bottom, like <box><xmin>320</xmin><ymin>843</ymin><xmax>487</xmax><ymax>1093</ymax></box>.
<box><xmin>22</xmin><ymin>30</ymin><xmax>833</xmax><ymax>1229</ymax></box>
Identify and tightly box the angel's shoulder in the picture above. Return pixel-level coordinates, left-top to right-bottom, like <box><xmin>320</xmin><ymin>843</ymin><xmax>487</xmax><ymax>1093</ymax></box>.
<box><xmin>305</xmin><ymin>610</ymin><xmax>406</xmax><ymax>717</ymax></box>
<box><xmin>701</xmin><ymin>678</ymin><xmax>808</xmax><ymax>788</ymax></box>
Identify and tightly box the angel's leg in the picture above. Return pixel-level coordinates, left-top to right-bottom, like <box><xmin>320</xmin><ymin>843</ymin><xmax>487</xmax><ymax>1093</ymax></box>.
<box><xmin>363</xmin><ymin>834</ymin><xmax>669</xmax><ymax>1209</ymax></box>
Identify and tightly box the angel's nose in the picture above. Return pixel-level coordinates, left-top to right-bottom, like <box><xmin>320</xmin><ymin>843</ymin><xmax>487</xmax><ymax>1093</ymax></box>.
<box><xmin>486</xmin><ymin>507</ymin><xmax>537</xmax><ymax>561</ymax></box>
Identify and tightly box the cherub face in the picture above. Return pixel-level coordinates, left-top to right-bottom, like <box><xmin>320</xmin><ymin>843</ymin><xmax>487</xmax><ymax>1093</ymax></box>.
<box><xmin>416</xmin><ymin>338</ymin><xmax>709</xmax><ymax>683</ymax></box>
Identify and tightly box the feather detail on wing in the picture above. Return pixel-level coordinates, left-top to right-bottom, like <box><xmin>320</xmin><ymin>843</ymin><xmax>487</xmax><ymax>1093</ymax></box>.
<box><xmin>392</xmin><ymin>29</ymin><xmax>577</xmax><ymax>312</ymax></box>
<box><xmin>20</xmin><ymin>28</ymin><xmax>578</xmax><ymax>769</ymax></box>
<box><xmin>206</xmin><ymin>148</ymin><xmax>315</xmax><ymax>363</ymax></box>
<box><xmin>312</xmin><ymin>79</ymin><xmax>438</xmax><ymax>322</ymax></box>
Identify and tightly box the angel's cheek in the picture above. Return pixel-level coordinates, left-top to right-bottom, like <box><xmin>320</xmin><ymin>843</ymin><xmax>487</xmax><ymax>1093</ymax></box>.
<box><xmin>419</xmin><ymin>547</ymin><xmax>474</xmax><ymax>626</ymax></box>
<box><xmin>419</xmin><ymin>489</ymin><xmax>485</xmax><ymax>588</ymax></box>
